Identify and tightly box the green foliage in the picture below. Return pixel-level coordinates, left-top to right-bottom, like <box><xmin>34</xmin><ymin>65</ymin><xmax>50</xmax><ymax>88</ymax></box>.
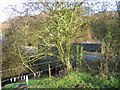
<box><xmin>5</xmin><ymin>72</ymin><xmax>120</xmax><ymax>88</ymax></box>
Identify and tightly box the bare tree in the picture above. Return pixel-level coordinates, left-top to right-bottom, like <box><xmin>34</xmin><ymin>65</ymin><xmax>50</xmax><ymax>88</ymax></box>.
<box><xmin>37</xmin><ymin>1</ymin><xmax>86</xmax><ymax>71</ymax></box>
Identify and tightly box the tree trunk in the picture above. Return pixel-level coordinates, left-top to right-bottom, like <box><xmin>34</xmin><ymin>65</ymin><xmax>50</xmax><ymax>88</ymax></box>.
<box><xmin>66</xmin><ymin>60</ymin><xmax>72</xmax><ymax>72</ymax></box>
<box><xmin>104</xmin><ymin>60</ymin><xmax>108</xmax><ymax>77</ymax></box>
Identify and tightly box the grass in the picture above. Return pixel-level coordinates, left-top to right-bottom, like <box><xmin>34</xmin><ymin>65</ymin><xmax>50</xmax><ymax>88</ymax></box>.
<box><xmin>4</xmin><ymin>71</ymin><xmax>120</xmax><ymax>88</ymax></box>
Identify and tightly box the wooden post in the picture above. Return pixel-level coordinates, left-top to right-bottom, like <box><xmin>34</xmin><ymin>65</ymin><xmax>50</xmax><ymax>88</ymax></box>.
<box><xmin>55</xmin><ymin>63</ymin><xmax>58</xmax><ymax>75</ymax></box>
<box><xmin>76</xmin><ymin>44</ymin><xmax>79</xmax><ymax>70</ymax></box>
<box><xmin>48</xmin><ymin>64</ymin><xmax>51</xmax><ymax>78</ymax></box>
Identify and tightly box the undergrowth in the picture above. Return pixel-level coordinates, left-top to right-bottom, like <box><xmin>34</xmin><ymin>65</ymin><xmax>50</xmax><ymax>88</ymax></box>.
<box><xmin>5</xmin><ymin>71</ymin><xmax>120</xmax><ymax>89</ymax></box>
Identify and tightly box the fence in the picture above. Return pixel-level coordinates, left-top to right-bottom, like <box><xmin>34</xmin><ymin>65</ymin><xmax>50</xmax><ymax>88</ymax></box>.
<box><xmin>1</xmin><ymin>42</ymin><xmax>103</xmax><ymax>86</ymax></box>
<box><xmin>1</xmin><ymin>44</ymin><xmax>103</xmax><ymax>88</ymax></box>
<box><xmin>1</xmin><ymin>59</ymin><xmax>65</xmax><ymax>87</ymax></box>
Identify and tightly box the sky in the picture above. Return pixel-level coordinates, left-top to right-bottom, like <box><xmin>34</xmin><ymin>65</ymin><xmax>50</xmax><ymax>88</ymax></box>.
<box><xmin>0</xmin><ymin>0</ymin><xmax>119</xmax><ymax>23</ymax></box>
<box><xmin>0</xmin><ymin>0</ymin><xmax>30</xmax><ymax>23</ymax></box>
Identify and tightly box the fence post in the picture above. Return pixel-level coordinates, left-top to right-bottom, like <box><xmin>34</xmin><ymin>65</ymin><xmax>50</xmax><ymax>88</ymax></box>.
<box><xmin>48</xmin><ymin>64</ymin><xmax>51</xmax><ymax>78</ymax></box>
<box><xmin>26</xmin><ymin>75</ymin><xmax>28</xmax><ymax>85</ymax></box>
<box><xmin>76</xmin><ymin>44</ymin><xmax>79</xmax><ymax>70</ymax></box>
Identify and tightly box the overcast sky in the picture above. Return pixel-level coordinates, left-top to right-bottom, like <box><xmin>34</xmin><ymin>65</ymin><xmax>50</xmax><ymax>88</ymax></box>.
<box><xmin>0</xmin><ymin>0</ymin><xmax>29</xmax><ymax>23</ymax></box>
<box><xmin>0</xmin><ymin>0</ymin><xmax>119</xmax><ymax>23</ymax></box>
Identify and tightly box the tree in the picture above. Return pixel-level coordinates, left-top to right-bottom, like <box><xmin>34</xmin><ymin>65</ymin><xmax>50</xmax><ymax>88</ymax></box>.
<box><xmin>89</xmin><ymin>11</ymin><xmax>120</xmax><ymax>77</ymax></box>
<box><xmin>2</xmin><ymin>1</ymin><xmax>86</xmax><ymax>78</ymax></box>
<box><xmin>37</xmin><ymin>1</ymin><xmax>86</xmax><ymax>71</ymax></box>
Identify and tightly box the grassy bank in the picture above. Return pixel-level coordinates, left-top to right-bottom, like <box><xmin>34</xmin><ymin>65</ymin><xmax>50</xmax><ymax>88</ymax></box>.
<box><xmin>5</xmin><ymin>71</ymin><xmax>120</xmax><ymax>89</ymax></box>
